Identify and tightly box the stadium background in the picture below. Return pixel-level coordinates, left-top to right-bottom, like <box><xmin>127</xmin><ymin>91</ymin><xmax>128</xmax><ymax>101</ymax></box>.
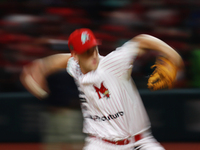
<box><xmin>0</xmin><ymin>0</ymin><xmax>200</xmax><ymax>149</ymax></box>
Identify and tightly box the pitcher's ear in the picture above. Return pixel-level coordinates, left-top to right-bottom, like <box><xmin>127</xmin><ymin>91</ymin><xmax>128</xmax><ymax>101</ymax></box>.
<box><xmin>71</xmin><ymin>51</ymin><xmax>79</xmax><ymax>63</ymax></box>
<box><xmin>71</xmin><ymin>51</ymin><xmax>75</xmax><ymax>57</ymax></box>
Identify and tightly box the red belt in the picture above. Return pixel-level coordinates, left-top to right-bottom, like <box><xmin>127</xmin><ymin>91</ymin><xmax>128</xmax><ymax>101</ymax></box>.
<box><xmin>90</xmin><ymin>133</ymin><xmax>142</xmax><ymax>145</ymax></box>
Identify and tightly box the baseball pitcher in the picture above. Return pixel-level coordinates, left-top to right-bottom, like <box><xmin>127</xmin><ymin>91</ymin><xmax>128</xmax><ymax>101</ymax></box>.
<box><xmin>20</xmin><ymin>28</ymin><xmax>183</xmax><ymax>150</ymax></box>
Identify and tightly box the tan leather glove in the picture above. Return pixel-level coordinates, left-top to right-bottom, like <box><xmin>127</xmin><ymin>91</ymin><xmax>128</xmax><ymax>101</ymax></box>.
<box><xmin>147</xmin><ymin>56</ymin><xmax>178</xmax><ymax>90</ymax></box>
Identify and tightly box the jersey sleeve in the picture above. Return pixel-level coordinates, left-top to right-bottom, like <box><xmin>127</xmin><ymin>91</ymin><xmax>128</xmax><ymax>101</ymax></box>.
<box><xmin>66</xmin><ymin>57</ymin><xmax>80</xmax><ymax>79</ymax></box>
<box><xmin>100</xmin><ymin>41</ymin><xmax>139</xmax><ymax>78</ymax></box>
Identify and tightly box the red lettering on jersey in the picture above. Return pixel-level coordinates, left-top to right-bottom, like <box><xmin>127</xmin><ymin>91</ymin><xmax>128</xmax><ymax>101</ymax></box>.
<box><xmin>93</xmin><ymin>82</ymin><xmax>110</xmax><ymax>99</ymax></box>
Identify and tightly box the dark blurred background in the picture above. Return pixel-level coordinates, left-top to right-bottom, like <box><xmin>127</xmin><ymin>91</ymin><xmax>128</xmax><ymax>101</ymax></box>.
<box><xmin>0</xmin><ymin>0</ymin><xmax>200</xmax><ymax>148</ymax></box>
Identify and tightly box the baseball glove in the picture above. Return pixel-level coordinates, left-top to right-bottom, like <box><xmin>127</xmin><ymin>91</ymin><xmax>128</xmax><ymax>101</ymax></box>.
<box><xmin>147</xmin><ymin>56</ymin><xmax>177</xmax><ymax>90</ymax></box>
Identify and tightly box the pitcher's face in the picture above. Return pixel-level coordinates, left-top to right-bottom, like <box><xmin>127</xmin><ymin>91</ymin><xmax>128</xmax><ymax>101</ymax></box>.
<box><xmin>74</xmin><ymin>46</ymin><xmax>99</xmax><ymax>74</ymax></box>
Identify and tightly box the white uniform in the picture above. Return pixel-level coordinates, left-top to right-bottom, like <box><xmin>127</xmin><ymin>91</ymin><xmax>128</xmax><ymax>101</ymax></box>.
<box><xmin>67</xmin><ymin>41</ymin><xmax>165</xmax><ymax>150</ymax></box>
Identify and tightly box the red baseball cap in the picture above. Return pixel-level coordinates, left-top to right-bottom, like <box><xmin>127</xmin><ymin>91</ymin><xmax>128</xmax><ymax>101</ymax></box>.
<box><xmin>68</xmin><ymin>28</ymin><xmax>100</xmax><ymax>54</ymax></box>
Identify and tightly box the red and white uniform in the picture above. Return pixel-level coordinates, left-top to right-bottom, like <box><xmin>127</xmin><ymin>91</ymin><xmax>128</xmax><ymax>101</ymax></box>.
<box><xmin>67</xmin><ymin>41</ymin><xmax>164</xmax><ymax>150</ymax></box>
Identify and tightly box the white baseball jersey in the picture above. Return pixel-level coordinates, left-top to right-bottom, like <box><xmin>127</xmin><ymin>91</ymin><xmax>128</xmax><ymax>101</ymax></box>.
<box><xmin>67</xmin><ymin>41</ymin><xmax>150</xmax><ymax>141</ymax></box>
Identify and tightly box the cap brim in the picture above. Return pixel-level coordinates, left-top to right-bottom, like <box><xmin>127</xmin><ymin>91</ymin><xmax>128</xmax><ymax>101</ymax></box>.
<box><xmin>73</xmin><ymin>39</ymin><xmax>101</xmax><ymax>54</ymax></box>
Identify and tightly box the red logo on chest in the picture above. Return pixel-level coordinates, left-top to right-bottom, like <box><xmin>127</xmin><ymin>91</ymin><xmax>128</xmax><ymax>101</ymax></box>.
<box><xmin>93</xmin><ymin>82</ymin><xmax>110</xmax><ymax>99</ymax></box>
